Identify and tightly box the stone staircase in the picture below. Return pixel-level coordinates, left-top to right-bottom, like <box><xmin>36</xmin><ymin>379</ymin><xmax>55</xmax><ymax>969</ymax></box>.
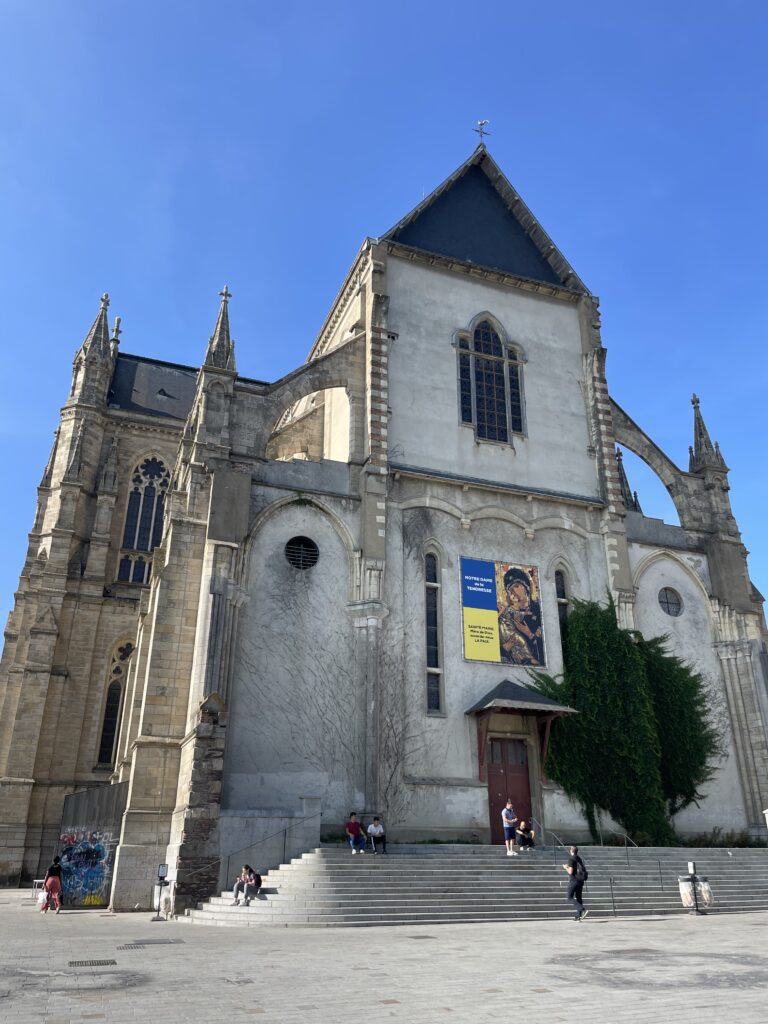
<box><xmin>183</xmin><ymin>844</ymin><xmax>768</xmax><ymax>928</ymax></box>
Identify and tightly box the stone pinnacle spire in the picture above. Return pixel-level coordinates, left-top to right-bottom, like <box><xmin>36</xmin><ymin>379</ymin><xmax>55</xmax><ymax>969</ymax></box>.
<box><xmin>77</xmin><ymin>293</ymin><xmax>112</xmax><ymax>361</ymax></box>
<box><xmin>204</xmin><ymin>285</ymin><xmax>236</xmax><ymax>370</ymax></box>
<box><xmin>689</xmin><ymin>393</ymin><xmax>726</xmax><ymax>472</ymax></box>
<box><xmin>616</xmin><ymin>447</ymin><xmax>642</xmax><ymax>513</ymax></box>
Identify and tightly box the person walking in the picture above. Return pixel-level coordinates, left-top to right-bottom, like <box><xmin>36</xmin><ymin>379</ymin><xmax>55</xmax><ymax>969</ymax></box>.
<box><xmin>563</xmin><ymin>845</ymin><xmax>589</xmax><ymax>920</ymax></box>
<box><xmin>41</xmin><ymin>856</ymin><xmax>63</xmax><ymax>914</ymax></box>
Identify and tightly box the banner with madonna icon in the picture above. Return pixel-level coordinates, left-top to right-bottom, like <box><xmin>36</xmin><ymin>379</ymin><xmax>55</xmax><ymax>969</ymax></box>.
<box><xmin>460</xmin><ymin>557</ymin><xmax>545</xmax><ymax>666</ymax></box>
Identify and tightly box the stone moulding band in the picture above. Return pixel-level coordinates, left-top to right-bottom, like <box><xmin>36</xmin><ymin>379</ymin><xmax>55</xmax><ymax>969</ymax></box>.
<box><xmin>389</xmin><ymin>462</ymin><xmax>605</xmax><ymax>508</ymax></box>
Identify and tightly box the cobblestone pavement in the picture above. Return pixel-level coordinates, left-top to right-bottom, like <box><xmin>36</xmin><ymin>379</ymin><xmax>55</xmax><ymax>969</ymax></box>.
<box><xmin>1</xmin><ymin>890</ymin><xmax>767</xmax><ymax>1023</ymax></box>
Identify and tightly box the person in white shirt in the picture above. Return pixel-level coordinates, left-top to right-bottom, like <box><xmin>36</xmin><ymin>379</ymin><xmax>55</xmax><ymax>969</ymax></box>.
<box><xmin>367</xmin><ymin>817</ymin><xmax>387</xmax><ymax>854</ymax></box>
<box><xmin>502</xmin><ymin>800</ymin><xmax>519</xmax><ymax>856</ymax></box>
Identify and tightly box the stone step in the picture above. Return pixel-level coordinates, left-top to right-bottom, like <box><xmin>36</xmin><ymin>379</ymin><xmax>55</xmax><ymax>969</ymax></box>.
<box><xmin>200</xmin><ymin>896</ymin><xmax>764</xmax><ymax>917</ymax></box>
<box><xmin>198</xmin><ymin>893</ymin><xmax>768</xmax><ymax>913</ymax></box>
<box><xmin>314</xmin><ymin>845</ymin><xmax>768</xmax><ymax>859</ymax></box>
<box><xmin>217</xmin><ymin>878</ymin><xmax>768</xmax><ymax>897</ymax></box>
<box><xmin>195</xmin><ymin>844</ymin><xmax>768</xmax><ymax>929</ymax></box>
<box><xmin>186</xmin><ymin>902</ymin><xmax>768</xmax><ymax>928</ymax></box>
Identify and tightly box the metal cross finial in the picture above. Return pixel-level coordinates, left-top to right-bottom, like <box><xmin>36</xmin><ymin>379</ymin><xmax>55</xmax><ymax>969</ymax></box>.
<box><xmin>219</xmin><ymin>285</ymin><xmax>232</xmax><ymax>303</ymax></box>
<box><xmin>474</xmin><ymin>119</ymin><xmax>491</xmax><ymax>143</ymax></box>
<box><xmin>112</xmin><ymin>316</ymin><xmax>122</xmax><ymax>341</ymax></box>
<box><xmin>691</xmin><ymin>393</ymin><xmax>700</xmax><ymax>409</ymax></box>
<box><xmin>100</xmin><ymin>292</ymin><xmax>110</xmax><ymax>310</ymax></box>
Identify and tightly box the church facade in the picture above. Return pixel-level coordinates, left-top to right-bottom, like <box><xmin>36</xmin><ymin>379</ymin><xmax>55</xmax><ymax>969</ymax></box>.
<box><xmin>1</xmin><ymin>146</ymin><xmax>767</xmax><ymax>910</ymax></box>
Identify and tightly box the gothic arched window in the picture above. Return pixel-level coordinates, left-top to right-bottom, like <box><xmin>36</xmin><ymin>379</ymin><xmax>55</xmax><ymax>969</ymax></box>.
<box><xmin>117</xmin><ymin>456</ymin><xmax>170</xmax><ymax>584</ymax></box>
<box><xmin>425</xmin><ymin>553</ymin><xmax>444</xmax><ymax>714</ymax></box>
<box><xmin>458</xmin><ymin>319</ymin><xmax>524</xmax><ymax>443</ymax></box>
<box><xmin>96</xmin><ymin>642</ymin><xmax>134</xmax><ymax>766</ymax></box>
<box><xmin>555</xmin><ymin>569</ymin><xmax>569</xmax><ymax>654</ymax></box>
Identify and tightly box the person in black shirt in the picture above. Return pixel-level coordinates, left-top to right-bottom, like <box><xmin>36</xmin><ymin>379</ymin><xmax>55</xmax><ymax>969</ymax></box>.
<box><xmin>515</xmin><ymin>821</ymin><xmax>536</xmax><ymax>851</ymax></box>
<box><xmin>42</xmin><ymin>856</ymin><xmax>63</xmax><ymax>914</ymax></box>
<box><xmin>563</xmin><ymin>845</ymin><xmax>589</xmax><ymax>921</ymax></box>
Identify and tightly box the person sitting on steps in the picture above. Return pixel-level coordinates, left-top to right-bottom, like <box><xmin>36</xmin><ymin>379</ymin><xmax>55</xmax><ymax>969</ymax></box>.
<box><xmin>367</xmin><ymin>816</ymin><xmax>387</xmax><ymax>854</ymax></box>
<box><xmin>516</xmin><ymin>821</ymin><xmax>536</xmax><ymax>851</ymax></box>
<box><xmin>345</xmin><ymin>812</ymin><xmax>366</xmax><ymax>854</ymax></box>
<box><xmin>232</xmin><ymin>864</ymin><xmax>262</xmax><ymax>906</ymax></box>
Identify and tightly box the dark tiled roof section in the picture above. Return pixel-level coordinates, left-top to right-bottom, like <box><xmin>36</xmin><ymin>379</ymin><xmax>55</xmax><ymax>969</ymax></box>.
<box><xmin>466</xmin><ymin>679</ymin><xmax>576</xmax><ymax>715</ymax></box>
<box><xmin>108</xmin><ymin>353</ymin><xmax>198</xmax><ymax>420</ymax></box>
<box><xmin>392</xmin><ymin>164</ymin><xmax>562</xmax><ymax>285</ymax></box>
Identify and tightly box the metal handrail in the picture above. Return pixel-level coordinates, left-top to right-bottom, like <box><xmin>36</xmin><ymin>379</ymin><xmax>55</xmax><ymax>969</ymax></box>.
<box><xmin>527</xmin><ymin>818</ymin><xmax>570</xmax><ymax>866</ymax></box>
<box><xmin>174</xmin><ymin>810</ymin><xmax>323</xmax><ymax>887</ymax></box>
<box><xmin>601</xmin><ymin>826</ymin><xmax>637</xmax><ymax>867</ymax></box>
<box><xmin>224</xmin><ymin>811</ymin><xmax>323</xmax><ymax>883</ymax></box>
<box><xmin>529</xmin><ymin>816</ymin><xmax>569</xmax><ymax>853</ymax></box>
<box><xmin>545</xmin><ymin>825</ymin><xmax>569</xmax><ymax>850</ymax></box>
<box><xmin>604</xmin><ymin>827</ymin><xmax>639</xmax><ymax>847</ymax></box>
<box><xmin>529</xmin><ymin>816</ymin><xmax>547</xmax><ymax>848</ymax></box>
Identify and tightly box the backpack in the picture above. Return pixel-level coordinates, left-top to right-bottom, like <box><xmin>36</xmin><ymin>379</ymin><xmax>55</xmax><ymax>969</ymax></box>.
<box><xmin>575</xmin><ymin>858</ymin><xmax>588</xmax><ymax>882</ymax></box>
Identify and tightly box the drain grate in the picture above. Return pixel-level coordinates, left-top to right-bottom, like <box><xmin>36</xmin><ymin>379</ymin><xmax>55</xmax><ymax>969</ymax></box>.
<box><xmin>129</xmin><ymin>938</ymin><xmax>184</xmax><ymax>945</ymax></box>
<box><xmin>116</xmin><ymin>944</ymin><xmax>145</xmax><ymax>951</ymax></box>
<box><xmin>69</xmin><ymin>960</ymin><xmax>117</xmax><ymax>968</ymax></box>
<box><xmin>408</xmin><ymin>935</ymin><xmax>437</xmax><ymax>940</ymax></box>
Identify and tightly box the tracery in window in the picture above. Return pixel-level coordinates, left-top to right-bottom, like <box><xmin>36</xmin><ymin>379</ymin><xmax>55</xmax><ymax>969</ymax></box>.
<box><xmin>425</xmin><ymin>553</ymin><xmax>444</xmax><ymax>714</ymax></box>
<box><xmin>658</xmin><ymin>587</ymin><xmax>682</xmax><ymax>617</ymax></box>
<box><xmin>96</xmin><ymin>641</ymin><xmax>134</xmax><ymax>766</ymax></box>
<box><xmin>117</xmin><ymin>456</ymin><xmax>170</xmax><ymax>584</ymax></box>
<box><xmin>457</xmin><ymin>319</ymin><xmax>524</xmax><ymax>443</ymax></box>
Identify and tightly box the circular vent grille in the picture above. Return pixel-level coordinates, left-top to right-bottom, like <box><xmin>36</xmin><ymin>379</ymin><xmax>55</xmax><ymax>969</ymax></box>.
<box><xmin>285</xmin><ymin>536</ymin><xmax>319</xmax><ymax>570</ymax></box>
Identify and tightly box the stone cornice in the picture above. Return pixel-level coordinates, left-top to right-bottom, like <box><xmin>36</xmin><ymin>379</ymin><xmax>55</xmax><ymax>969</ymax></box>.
<box><xmin>309</xmin><ymin>242</ymin><xmax>371</xmax><ymax>359</ymax></box>
<box><xmin>105</xmin><ymin>408</ymin><xmax>186</xmax><ymax>437</ymax></box>
<box><xmin>390</xmin><ymin>462</ymin><xmax>604</xmax><ymax>508</ymax></box>
<box><xmin>385</xmin><ymin>241</ymin><xmax>583</xmax><ymax>303</ymax></box>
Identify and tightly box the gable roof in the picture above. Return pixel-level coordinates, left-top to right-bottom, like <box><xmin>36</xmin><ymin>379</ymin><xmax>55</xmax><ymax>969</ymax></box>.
<box><xmin>466</xmin><ymin>679</ymin><xmax>576</xmax><ymax>716</ymax></box>
<box><xmin>382</xmin><ymin>146</ymin><xmax>588</xmax><ymax>293</ymax></box>
<box><xmin>108</xmin><ymin>353</ymin><xmax>198</xmax><ymax>420</ymax></box>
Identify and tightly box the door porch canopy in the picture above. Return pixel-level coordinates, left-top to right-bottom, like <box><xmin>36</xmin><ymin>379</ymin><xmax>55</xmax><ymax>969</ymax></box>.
<box><xmin>465</xmin><ymin>679</ymin><xmax>576</xmax><ymax>783</ymax></box>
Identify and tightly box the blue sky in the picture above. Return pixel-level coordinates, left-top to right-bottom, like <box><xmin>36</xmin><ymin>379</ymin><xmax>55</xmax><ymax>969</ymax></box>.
<box><xmin>1</xmin><ymin>0</ymin><xmax>766</xmax><ymax>619</ymax></box>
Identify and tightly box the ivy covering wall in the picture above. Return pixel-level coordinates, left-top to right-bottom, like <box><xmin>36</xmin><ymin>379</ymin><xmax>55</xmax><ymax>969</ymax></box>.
<box><xmin>535</xmin><ymin>600</ymin><xmax>721</xmax><ymax>844</ymax></box>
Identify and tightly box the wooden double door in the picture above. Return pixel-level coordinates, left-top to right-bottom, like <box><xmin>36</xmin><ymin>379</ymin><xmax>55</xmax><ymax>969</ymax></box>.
<box><xmin>487</xmin><ymin>738</ymin><xmax>532</xmax><ymax>844</ymax></box>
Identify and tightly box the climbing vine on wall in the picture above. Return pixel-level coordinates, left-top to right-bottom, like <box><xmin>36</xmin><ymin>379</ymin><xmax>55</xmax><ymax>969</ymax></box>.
<box><xmin>635</xmin><ymin>634</ymin><xmax>722</xmax><ymax>816</ymax></box>
<box><xmin>534</xmin><ymin>599</ymin><xmax>721</xmax><ymax>844</ymax></box>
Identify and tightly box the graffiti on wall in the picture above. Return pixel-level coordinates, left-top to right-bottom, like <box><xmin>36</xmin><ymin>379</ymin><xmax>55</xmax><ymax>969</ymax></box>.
<box><xmin>58</xmin><ymin>829</ymin><xmax>116</xmax><ymax>907</ymax></box>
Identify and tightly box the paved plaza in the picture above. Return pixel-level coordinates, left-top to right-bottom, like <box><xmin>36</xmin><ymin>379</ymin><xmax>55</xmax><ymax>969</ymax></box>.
<box><xmin>1</xmin><ymin>890</ymin><xmax>767</xmax><ymax>1023</ymax></box>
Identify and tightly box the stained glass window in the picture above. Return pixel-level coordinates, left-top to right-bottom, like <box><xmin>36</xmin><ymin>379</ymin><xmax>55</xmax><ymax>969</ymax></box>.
<box><xmin>457</xmin><ymin>320</ymin><xmax>525</xmax><ymax>442</ymax></box>
<box><xmin>555</xmin><ymin>570</ymin><xmax>569</xmax><ymax>651</ymax></box>
<box><xmin>118</xmin><ymin>456</ymin><xmax>170</xmax><ymax>585</ymax></box>
<box><xmin>96</xmin><ymin>641</ymin><xmax>134</xmax><ymax>766</ymax></box>
<box><xmin>425</xmin><ymin>554</ymin><xmax>443</xmax><ymax>713</ymax></box>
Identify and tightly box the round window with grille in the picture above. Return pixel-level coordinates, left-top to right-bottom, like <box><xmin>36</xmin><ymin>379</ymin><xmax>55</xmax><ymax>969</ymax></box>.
<box><xmin>658</xmin><ymin>587</ymin><xmax>683</xmax><ymax>616</ymax></box>
<box><xmin>285</xmin><ymin>536</ymin><xmax>319</xmax><ymax>570</ymax></box>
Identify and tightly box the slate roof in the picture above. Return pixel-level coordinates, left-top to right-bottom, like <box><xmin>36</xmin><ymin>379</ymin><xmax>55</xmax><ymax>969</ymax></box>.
<box><xmin>466</xmin><ymin>679</ymin><xmax>576</xmax><ymax>716</ymax></box>
<box><xmin>383</xmin><ymin>146</ymin><xmax>588</xmax><ymax>292</ymax></box>
<box><xmin>108</xmin><ymin>353</ymin><xmax>198</xmax><ymax>420</ymax></box>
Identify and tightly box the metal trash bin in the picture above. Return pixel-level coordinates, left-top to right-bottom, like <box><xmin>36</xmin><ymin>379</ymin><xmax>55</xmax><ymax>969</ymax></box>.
<box><xmin>678</xmin><ymin>870</ymin><xmax>712</xmax><ymax>914</ymax></box>
<box><xmin>678</xmin><ymin>875</ymin><xmax>696</xmax><ymax>909</ymax></box>
<box><xmin>696</xmin><ymin>876</ymin><xmax>713</xmax><ymax>908</ymax></box>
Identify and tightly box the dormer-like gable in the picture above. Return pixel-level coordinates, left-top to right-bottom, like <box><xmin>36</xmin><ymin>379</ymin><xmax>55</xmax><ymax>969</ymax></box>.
<box><xmin>382</xmin><ymin>145</ymin><xmax>588</xmax><ymax>294</ymax></box>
